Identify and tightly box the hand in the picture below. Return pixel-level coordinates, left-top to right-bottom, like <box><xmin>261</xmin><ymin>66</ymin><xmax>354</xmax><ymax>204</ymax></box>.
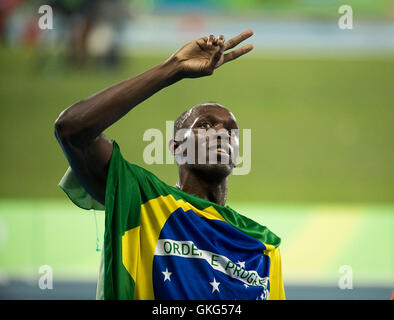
<box><xmin>171</xmin><ymin>29</ymin><xmax>254</xmax><ymax>78</ymax></box>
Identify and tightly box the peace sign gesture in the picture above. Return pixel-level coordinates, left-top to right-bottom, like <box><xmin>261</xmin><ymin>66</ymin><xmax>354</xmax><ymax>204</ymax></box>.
<box><xmin>171</xmin><ymin>29</ymin><xmax>254</xmax><ymax>78</ymax></box>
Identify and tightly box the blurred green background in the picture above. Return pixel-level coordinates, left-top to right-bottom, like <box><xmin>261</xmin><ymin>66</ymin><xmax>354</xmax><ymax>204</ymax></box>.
<box><xmin>1</xmin><ymin>49</ymin><xmax>393</xmax><ymax>202</ymax></box>
<box><xmin>0</xmin><ymin>0</ymin><xmax>393</xmax><ymax>299</ymax></box>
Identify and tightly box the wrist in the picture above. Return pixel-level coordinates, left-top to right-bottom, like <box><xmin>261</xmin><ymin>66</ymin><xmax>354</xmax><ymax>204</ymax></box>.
<box><xmin>161</xmin><ymin>54</ymin><xmax>184</xmax><ymax>84</ymax></box>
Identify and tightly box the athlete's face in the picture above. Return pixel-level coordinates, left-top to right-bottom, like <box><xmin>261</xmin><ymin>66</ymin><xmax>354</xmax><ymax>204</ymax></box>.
<box><xmin>172</xmin><ymin>103</ymin><xmax>239</xmax><ymax>178</ymax></box>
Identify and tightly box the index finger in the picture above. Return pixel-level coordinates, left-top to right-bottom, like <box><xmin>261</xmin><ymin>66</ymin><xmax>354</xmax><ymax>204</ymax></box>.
<box><xmin>224</xmin><ymin>29</ymin><xmax>254</xmax><ymax>51</ymax></box>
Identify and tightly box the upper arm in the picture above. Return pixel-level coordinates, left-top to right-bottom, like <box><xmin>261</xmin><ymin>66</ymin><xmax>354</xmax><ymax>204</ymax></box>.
<box><xmin>55</xmin><ymin>128</ymin><xmax>113</xmax><ymax>205</ymax></box>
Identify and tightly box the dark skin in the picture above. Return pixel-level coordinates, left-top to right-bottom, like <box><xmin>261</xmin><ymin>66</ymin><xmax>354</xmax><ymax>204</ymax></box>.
<box><xmin>55</xmin><ymin>30</ymin><xmax>253</xmax><ymax>206</ymax></box>
<box><xmin>171</xmin><ymin>103</ymin><xmax>239</xmax><ymax>205</ymax></box>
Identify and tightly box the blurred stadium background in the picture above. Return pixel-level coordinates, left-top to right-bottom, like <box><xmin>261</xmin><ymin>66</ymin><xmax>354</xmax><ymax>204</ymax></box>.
<box><xmin>0</xmin><ymin>0</ymin><xmax>393</xmax><ymax>299</ymax></box>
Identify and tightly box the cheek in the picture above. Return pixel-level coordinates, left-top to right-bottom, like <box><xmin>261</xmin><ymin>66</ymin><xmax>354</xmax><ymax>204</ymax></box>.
<box><xmin>231</xmin><ymin>135</ymin><xmax>240</xmax><ymax>156</ymax></box>
<box><xmin>232</xmin><ymin>136</ymin><xmax>239</xmax><ymax>148</ymax></box>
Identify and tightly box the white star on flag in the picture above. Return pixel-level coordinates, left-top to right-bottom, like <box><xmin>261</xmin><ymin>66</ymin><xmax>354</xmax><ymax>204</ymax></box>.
<box><xmin>162</xmin><ymin>268</ymin><xmax>172</xmax><ymax>282</ymax></box>
<box><xmin>236</xmin><ymin>261</ymin><xmax>245</xmax><ymax>268</ymax></box>
<box><xmin>209</xmin><ymin>278</ymin><xmax>220</xmax><ymax>293</ymax></box>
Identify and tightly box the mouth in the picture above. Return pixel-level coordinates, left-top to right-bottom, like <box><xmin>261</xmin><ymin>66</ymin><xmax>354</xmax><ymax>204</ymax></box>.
<box><xmin>208</xmin><ymin>142</ymin><xmax>232</xmax><ymax>153</ymax></box>
<box><xmin>215</xmin><ymin>147</ymin><xmax>230</xmax><ymax>156</ymax></box>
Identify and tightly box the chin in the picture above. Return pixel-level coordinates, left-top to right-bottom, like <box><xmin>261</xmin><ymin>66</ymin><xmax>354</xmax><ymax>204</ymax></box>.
<box><xmin>186</xmin><ymin>162</ymin><xmax>233</xmax><ymax>180</ymax></box>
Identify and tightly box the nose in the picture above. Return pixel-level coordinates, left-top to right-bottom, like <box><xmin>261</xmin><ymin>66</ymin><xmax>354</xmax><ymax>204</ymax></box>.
<box><xmin>210</xmin><ymin>126</ymin><xmax>230</xmax><ymax>142</ymax></box>
<box><xmin>205</xmin><ymin>126</ymin><xmax>233</xmax><ymax>152</ymax></box>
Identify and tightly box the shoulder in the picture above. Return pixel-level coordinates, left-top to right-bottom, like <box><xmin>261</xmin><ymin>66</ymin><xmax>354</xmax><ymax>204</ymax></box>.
<box><xmin>222</xmin><ymin>206</ymin><xmax>282</xmax><ymax>248</ymax></box>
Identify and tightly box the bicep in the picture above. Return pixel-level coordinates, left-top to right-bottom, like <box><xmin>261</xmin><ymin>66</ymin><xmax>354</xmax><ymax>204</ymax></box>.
<box><xmin>58</xmin><ymin>134</ymin><xmax>113</xmax><ymax>205</ymax></box>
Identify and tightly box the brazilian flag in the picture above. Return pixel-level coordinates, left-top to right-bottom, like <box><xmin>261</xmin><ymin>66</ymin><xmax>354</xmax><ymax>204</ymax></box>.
<box><xmin>59</xmin><ymin>141</ymin><xmax>285</xmax><ymax>300</ymax></box>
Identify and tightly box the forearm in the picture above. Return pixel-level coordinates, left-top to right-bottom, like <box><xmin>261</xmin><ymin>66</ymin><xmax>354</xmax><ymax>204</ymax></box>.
<box><xmin>55</xmin><ymin>56</ymin><xmax>182</xmax><ymax>145</ymax></box>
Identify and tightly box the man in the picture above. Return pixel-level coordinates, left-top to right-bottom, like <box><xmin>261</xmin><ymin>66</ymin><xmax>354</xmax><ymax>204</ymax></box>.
<box><xmin>55</xmin><ymin>29</ymin><xmax>285</xmax><ymax>300</ymax></box>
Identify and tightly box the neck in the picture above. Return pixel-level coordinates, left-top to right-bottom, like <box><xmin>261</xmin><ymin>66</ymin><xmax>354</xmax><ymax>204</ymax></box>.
<box><xmin>176</xmin><ymin>165</ymin><xmax>229</xmax><ymax>206</ymax></box>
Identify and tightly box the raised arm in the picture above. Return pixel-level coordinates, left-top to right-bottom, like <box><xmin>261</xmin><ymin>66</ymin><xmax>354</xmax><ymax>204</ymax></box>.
<box><xmin>54</xmin><ymin>29</ymin><xmax>254</xmax><ymax>205</ymax></box>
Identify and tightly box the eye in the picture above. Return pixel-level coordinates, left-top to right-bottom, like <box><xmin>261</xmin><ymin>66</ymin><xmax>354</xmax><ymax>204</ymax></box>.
<box><xmin>200</xmin><ymin>122</ymin><xmax>211</xmax><ymax>129</ymax></box>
